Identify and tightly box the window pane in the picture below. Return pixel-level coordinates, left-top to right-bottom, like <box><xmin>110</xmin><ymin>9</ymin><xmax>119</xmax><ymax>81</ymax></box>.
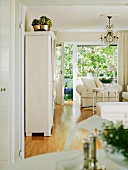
<box><xmin>77</xmin><ymin>45</ymin><xmax>117</xmax><ymax>80</ymax></box>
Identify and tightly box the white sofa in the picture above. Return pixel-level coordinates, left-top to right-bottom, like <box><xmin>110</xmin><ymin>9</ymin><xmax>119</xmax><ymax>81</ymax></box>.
<box><xmin>122</xmin><ymin>85</ymin><xmax>128</xmax><ymax>102</ymax></box>
<box><xmin>76</xmin><ymin>77</ymin><xmax>122</xmax><ymax>107</ymax></box>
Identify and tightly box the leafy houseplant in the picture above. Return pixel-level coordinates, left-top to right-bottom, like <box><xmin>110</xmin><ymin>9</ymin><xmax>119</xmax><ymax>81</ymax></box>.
<box><xmin>31</xmin><ymin>16</ymin><xmax>52</xmax><ymax>31</ymax></box>
<box><xmin>39</xmin><ymin>16</ymin><xmax>52</xmax><ymax>31</ymax></box>
<box><xmin>99</xmin><ymin>77</ymin><xmax>113</xmax><ymax>84</ymax></box>
<box><xmin>32</xmin><ymin>19</ymin><xmax>40</xmax><ymax>31</ymax></box>
<box><xmin>99</xmin><ymin>121</ymin><xmax>128</xmax><ymax>158</ymax></box>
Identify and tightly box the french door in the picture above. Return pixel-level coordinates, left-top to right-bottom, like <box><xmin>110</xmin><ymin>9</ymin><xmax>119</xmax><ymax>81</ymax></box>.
<box><xmin>55</xmin><ymin>43</ymin><xmax>64</xmax><ymax>104</ymax></box>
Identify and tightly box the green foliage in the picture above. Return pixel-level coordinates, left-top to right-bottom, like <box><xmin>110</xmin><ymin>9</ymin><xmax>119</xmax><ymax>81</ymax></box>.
<box><xmin>64</xmin><ymin>44</ymin><xmax>73</xmax><ymax>79</ymax></box>
<box><xmin>32</xmin><ymin>19</ymin><xmax>40</xmax><ymax>26</ymax></box>
<box><xmin>39</xmin><ymin>16</ymin><xmax>52</xmax><ymax>27</ymax></box>
<box><xmin>99</xmin><ymin>77</ymin><xmax>113</xmax><ymax>83</ymax></box>
<box><xmin>56</xmin><ymin>44</ymin><xmax>117</xmax><ymax>81</ymax></box>
<box><xmin>77</xmin><ymin>46</ymin><xmax>117</xmax><ymax>77</ymax></box>
<box><xmin>32</xmin><ymin>16</ymin><xmax>52</xmax><ymax>28</ymax></box>
<box><xmin>99</xmin><ymin>121</ymin><xmax>128</xmax><ymax>158</ymax></box>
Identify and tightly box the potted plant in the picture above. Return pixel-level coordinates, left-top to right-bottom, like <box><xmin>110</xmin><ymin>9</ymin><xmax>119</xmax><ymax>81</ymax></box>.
<box><xmin>99</xmin><ymin>121</ymin><xmax>128</xmax><ymax>168</ymax></box>
<box><xmin>39</xmin><ymin>16</ymin><xmax>52</xmax><ymax>31</ymax></box>
<box><xmin>99</xmin><ymin>77</ymin><xmax>113</xmax><ymax>84</ymax></box>
<box><xmin>32</xmin><ymin>19</ymin><xmax>40</xmax><ymax>31</ymax></box>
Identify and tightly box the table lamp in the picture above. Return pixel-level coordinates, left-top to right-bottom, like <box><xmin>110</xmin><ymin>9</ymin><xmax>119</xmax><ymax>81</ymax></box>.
<box><xmin>108</xmin><ymin>64</ymin><xmax>115</xmax><ymax>72</ymax></box>
<box><xmin>108</xmin><ymin>64</ymin><xmax>115</xmax><ymax>83</ymax></box>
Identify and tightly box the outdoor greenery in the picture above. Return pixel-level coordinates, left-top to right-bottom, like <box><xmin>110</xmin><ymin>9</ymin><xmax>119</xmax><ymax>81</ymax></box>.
<box><xmin>56</xmin><ymin>43</ymin><xmax>117</xmax><ymax>100</ymax></box>
<box><xmin>64</xmin><ymin>44</ymin><xmax>73</xmax><ymax>79</ymax></box>
<box><xmin>56</xmin><ymin>45</ymin><xmax>62</xmax><ymax>77</ymax></box>
<box><xmin>56</xmin><ymin>44</ymin><xmax>117</xmax><ymax>80</ymax></box>
<box><xmin>77</xmin><ymin>45</ymin><xmax>117</xmax><ymax>78</ymax></box>
<box><xmin>99</xmin><ymin>121</ymin><xmax>128</xmax><ymax>158</ymax></box>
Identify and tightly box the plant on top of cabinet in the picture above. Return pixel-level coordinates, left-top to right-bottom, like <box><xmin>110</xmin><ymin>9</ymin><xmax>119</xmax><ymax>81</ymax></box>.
<box><xmin>32</xmin><ymin>19</ymin><xmax>40</xmax><ymax>31</ymax></box>
<box><xmin>39</xmin><ymin>16</ymin><xmax>52</xmax><ymax>31</ymax></box>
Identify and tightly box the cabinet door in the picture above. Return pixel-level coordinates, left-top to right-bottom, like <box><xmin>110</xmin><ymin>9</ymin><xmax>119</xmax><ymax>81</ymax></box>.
<box><xmin>25</xmin><ymin>35</ymin><xmax>53</xmax><ymax>136</ymax></box>
<box><xmin>25</xmin><ymin>35</ymin><xmax>46</xmax><ymax>133</ymax></box>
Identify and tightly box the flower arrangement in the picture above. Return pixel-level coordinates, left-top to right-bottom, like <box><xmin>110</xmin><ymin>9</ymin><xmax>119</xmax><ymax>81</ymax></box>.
<box><xmin>84</xmin><ymin>66</ymin><xmax>94</xmax><ymax>73</ymax></box>
<box><xmin>99</xmin><ymin>121</ymin><xmax>128</xmax><ymax>158</ymax></box>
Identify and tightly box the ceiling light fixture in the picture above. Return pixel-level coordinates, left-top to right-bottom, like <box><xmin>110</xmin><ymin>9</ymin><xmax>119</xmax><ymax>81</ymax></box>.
<box><xmin>100</xmin><ymin>16</ymin><xmax>119</xmax><ymax>46</ymax></box>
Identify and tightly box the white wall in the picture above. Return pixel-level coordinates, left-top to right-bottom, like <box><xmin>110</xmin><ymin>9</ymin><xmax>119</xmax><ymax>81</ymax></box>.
<box><xmin>24</xmin><ymin>8</ymin><xmax>33</xmax><ymax>32</ymax></box>
<box><xmin>23</xmin><ymin>11</ymin><xmax>102</xmax><ymax>44</ymax></box>
<box><xmin>56</xmin><ymin>32</ymin><xmax>102</xmax><ymax>44</ymax></box>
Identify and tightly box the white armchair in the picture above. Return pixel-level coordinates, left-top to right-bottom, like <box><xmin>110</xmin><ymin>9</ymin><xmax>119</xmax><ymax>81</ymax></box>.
<box><xmin>76</xmin><ymin>77</ymin><xmax>122</xmax><ymax>108</ymax></box>
<box><xmin>122</xmin><ymin>85</ymin><xmax>128</xmax><ymax>102</ymax></box>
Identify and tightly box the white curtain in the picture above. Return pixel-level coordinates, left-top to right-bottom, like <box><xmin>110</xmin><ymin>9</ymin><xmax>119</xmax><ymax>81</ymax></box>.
<box><xmin>118</xmin><ymin>31</ymin><xmax>128</xmax><ymax>92</ymax></box>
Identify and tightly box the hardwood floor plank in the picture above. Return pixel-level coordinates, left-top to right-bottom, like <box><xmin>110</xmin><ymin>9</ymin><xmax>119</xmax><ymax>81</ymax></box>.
<box><xmin>24</xmin><ymin>101</ymin><xmax>100</xmax><ymax>158</ymax></box>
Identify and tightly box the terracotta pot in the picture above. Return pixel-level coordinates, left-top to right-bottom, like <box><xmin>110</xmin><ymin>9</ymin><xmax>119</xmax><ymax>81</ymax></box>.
<box><xmin>33</xmin><ymin>25</ymin><xmax>40</xmax><ymax>31</ymax></box>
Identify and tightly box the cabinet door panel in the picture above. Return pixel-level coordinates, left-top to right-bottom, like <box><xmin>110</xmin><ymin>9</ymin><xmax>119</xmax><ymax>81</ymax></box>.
<box><xmin>25</xmin><ymin>33</ymin><xmax>54</xmax><ymax>136</ymax></box>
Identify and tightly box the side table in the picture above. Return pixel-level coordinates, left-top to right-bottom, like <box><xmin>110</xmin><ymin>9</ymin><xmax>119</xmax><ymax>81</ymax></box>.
<box><xmin>92</xmin><ymin>88</ymin><xmax>119</xmax><ymax>114</ymax></box>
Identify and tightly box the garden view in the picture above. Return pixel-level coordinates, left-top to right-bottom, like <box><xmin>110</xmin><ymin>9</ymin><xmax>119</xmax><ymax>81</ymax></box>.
<box><xmin>56</xmin><ymin>44</ymin><xmax>117</xmax><ymax>101</ymax></box>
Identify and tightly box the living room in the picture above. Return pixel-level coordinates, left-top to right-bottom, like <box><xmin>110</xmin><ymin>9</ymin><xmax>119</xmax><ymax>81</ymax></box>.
<box><xmin>1</xmin><ymin>0</ymin><xmax>128</xmax><ymax>169</ymax></box>
<box><xmin>24</xmin><ymin>0</ymin><xmax>128</xmax><ymax>158</ymax></box>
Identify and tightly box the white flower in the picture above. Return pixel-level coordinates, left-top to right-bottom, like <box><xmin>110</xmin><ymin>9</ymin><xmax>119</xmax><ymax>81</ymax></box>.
<box><xmin>115</xmin><ymin>136</ymin><xmax>119</xmax><ymax>140</ymax></box>
<box><xmin>109</xmin><ymin>134</ymin><xmax>113</xmax><ymax>137</ymax></box>
<box><xmin>84</xmin><ymin>66</ymin><xmax>94</xmax><ymax>72</ymax></box>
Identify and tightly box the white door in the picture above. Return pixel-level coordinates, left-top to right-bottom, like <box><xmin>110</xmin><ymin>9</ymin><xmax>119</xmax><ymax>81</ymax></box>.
<box><xmin>0</xmin><ymin>0</ymin><xmax>10</xmax><ymax>167</ymax></box>
<box><xmin>55</xmin><ymin>43</ymin><xmax>64</xmax><ymax>104</ymax></box>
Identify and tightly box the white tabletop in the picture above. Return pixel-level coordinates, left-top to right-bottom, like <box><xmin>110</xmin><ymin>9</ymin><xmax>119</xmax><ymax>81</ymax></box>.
<box><xmin>2</xmin><ymin>150</ymin><xmax>123</xmax><ymax>170</ymax></box>
<box><xmin>92</xmin><ymin>87</ymin><xmax>119</xmax><ymax>92</ymax></box>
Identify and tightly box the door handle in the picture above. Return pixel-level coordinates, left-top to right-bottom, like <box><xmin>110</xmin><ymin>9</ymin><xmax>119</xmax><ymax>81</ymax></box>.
<box><xmin>1</xmin><ymin>88</ymin><xmax>6</xmax><ymax>92</ymax></box>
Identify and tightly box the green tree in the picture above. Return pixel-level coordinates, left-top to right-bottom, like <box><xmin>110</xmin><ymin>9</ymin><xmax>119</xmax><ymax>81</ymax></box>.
<box><xmin>77</xmin><ymin>46</ymin><xmax>117</xmax><ymax>77</ymax></box>
<box><xmin>64</xmin><ymin>44</ymin><xmax>73</xmax><ymax>78</ymax></box>
<box><xmin>56</xmin><ymin>44</ymin><xmax>117</xmax><ymax>80</ymax></box>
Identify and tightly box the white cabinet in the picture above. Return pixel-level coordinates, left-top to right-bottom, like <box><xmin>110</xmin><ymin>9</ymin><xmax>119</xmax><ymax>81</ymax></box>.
<box><xmin>25</xmin><ymin>32</ymin><xmax>55</xmax><ymax>136</ymax></box>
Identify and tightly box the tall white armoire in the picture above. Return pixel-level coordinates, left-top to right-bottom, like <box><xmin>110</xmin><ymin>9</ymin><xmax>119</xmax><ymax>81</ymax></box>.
<box><xmin>25</xmin><ymin>31</ymin><xmax>55</xmax><ymax>136</ymax></box>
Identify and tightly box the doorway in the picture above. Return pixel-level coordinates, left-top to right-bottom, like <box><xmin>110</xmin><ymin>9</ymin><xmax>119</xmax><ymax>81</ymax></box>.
<box><xmin>55</xmin><ymin>43</ymin><xmax>74</xmax><ymax>103</ymax></box>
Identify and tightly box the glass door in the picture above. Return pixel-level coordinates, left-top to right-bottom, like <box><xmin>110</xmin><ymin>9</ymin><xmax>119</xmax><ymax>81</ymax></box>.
<box><xmin>55</xmin><ymin>43</ymin><xmax>64</xmax><ymax>104</ymax></box>
<box><xmin>64</xmin><ymin>44</ymin><xmax>73</xmax><ymax>101</ymax></box>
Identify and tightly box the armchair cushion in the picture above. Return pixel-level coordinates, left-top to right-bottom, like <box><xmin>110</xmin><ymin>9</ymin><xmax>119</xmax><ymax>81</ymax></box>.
<box><xmin>81</xmin><ymin>78</ymin><xmax>96</xmax><ymax>92</ymax></box>
<box><xmin>76</xmin><ymin>84</ymin><xmax>87</xmax><ymax>94</ymax></box>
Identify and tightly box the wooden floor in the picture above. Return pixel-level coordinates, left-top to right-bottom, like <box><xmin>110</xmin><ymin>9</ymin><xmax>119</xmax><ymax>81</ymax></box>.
<box><xmin>24</xmin><ymin>101</ymin><xmax>101</xmax><ymax>158</ymax></box>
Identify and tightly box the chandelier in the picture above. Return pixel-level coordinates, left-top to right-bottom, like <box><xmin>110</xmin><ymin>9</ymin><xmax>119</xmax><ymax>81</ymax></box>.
<box><xmin>100</xmin><ymin>16</ymin><xmax>119</xmax><ymax>45</ymax></box>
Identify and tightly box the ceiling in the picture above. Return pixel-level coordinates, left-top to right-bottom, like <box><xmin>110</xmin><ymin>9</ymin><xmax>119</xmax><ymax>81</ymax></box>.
<box><xmin>22</xmin><ymin>0</ymin><xmax>128</xmax><ymax>32</ymax></box>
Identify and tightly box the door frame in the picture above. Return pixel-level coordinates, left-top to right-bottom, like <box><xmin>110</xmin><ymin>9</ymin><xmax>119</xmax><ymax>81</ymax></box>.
<box><xmin>13</xmin><ymin>0</ymin><xmax>25</xmax><ymax>161</ymax></box>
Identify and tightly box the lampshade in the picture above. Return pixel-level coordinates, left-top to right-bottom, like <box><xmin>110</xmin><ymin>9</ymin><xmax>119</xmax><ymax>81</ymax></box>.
<box><xmin>108</xmin><ymin>64</ymin><xmax>115</xmax><ymax>71</ymax></box>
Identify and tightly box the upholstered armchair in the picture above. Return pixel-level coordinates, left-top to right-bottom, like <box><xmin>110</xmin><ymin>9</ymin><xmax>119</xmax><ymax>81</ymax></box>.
<box><xmin>122</xmin><ymin>85</ymin><xmax>128</xmax><ymax>102</ymax></box>
<box><xmin>76</xmin><ymin>77</ymin><xmax>122</xmax><ymax>108</ymax></box>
